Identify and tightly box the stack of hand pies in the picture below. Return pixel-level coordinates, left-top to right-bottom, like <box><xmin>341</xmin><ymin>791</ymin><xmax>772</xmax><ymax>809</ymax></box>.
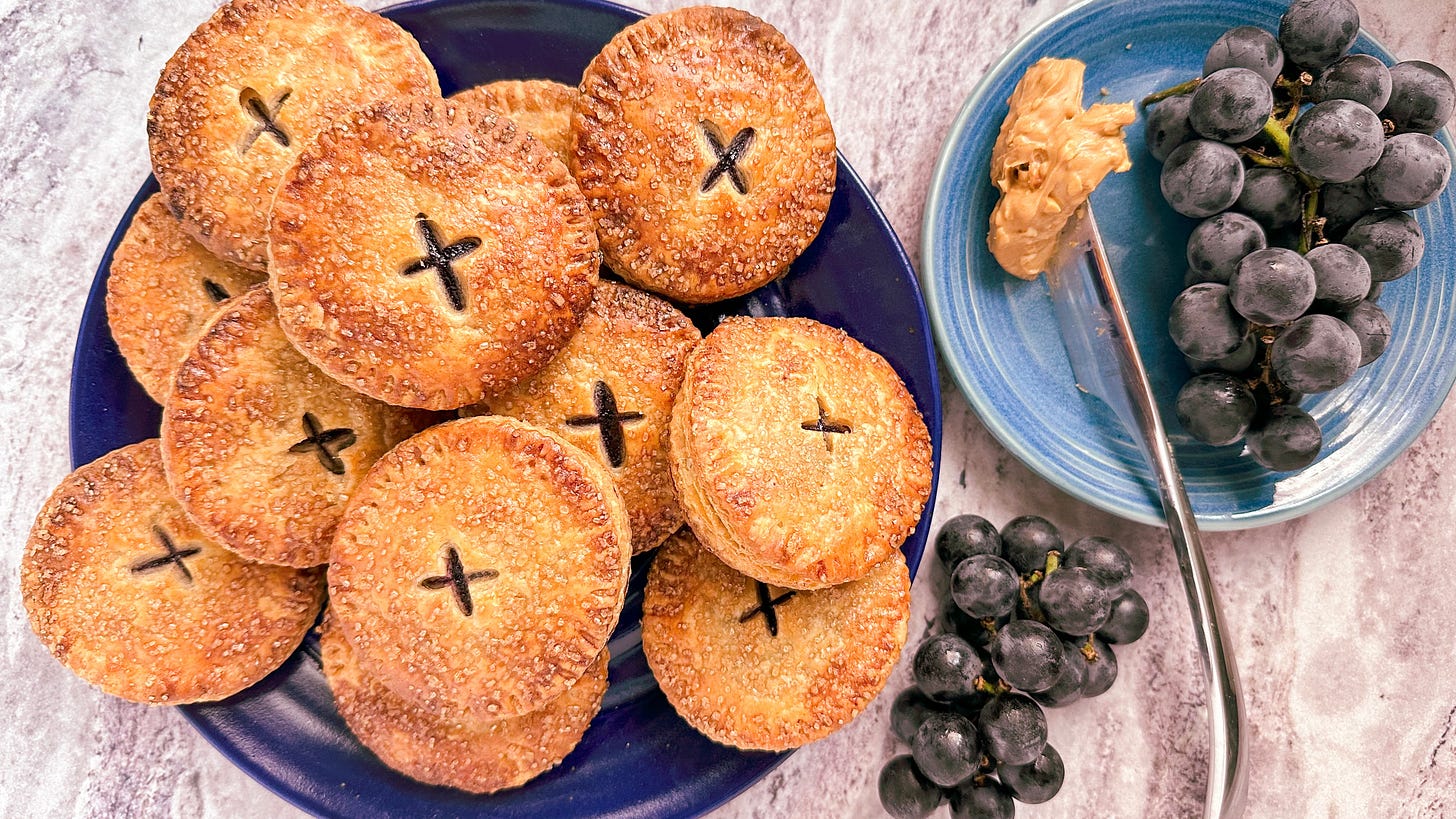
<box><xmin>23</xmin><ymin>0</ymin><xmax>933</xmax><ymax>795</ymax></box>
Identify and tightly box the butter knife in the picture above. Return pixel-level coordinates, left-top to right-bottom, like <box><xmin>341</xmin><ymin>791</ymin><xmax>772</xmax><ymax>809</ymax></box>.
<box><xmin>1048</xmin><ymin>205</ymin><xmax>1248</xmax><ymax>819</ymax></box>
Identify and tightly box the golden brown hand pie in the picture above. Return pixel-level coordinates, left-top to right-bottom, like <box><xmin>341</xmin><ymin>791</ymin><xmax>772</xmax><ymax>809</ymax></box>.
<box><xmin>161</xmin><ymin>286</ymin><xmax>429</xmax><ymax>567</ymax></box>
<box><xmin>320</xmin><ymin>613</ymin><xmax>608</xmax><ymax>794</ymax></box>
<box><xmin>21</xmin><ymin>440</ymin><xmax>325</xmax><ymax>704</ymax></box>
<box><xmin>450</xmin><ymin>79</ymin><xmax>578</xmax><ymax>166</ymax></box>
<box><xmin>669</xmin><ymin>316</ymin><xmax>932</xmax><ymax>589</ymax></box>
<box><xmin>642</xmin><ymin>528</ymin><xmax>909</xmax><ymax>751</ymax></box>
<box><xmin>467</xmin><ymin>280</ymin><xmax>700</xmax><ymax>553</ymax></box>
<box><xmin>269</xmin><ymin>97</ymin><xmax>600</xmax><ymax>409</ymax></box>
<box><xmin>106</xmin><ymin>193</ymin><xmax>266</xmax><ymax>403</ymax></box>
<box><xmin>148</xmin><ymin>0</ymin><xmax>439</xmax><ymax>270</ymax></box>
<box><xmin>573</xmin><ymin>6</ymin><xmax>837</xmax><ymax>303</ymax></box>
<box><xmin>328</xmin><ymin>416</ymin><xmax>631</xmax><ymax>721</ymax></box>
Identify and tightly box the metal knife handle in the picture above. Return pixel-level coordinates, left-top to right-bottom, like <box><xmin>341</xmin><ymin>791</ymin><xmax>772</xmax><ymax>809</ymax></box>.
<box><xmin>1082</xmin><ymin>213</ymin><xmax>1249</xmax><ymax>819</ymax></box>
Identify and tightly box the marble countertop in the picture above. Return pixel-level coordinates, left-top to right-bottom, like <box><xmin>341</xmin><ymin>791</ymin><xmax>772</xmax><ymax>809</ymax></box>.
<box><xmin>3</xmin><ymin>0</ymin><xmax>1454</xmax><ymax>816</ymax></box>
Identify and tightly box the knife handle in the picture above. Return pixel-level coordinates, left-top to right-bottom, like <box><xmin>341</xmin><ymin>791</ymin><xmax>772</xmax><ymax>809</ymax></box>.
<box><xmin>1081</xmin><ymin>212</ymin><xmax>1249</xmax><ymax>819</ymax></box>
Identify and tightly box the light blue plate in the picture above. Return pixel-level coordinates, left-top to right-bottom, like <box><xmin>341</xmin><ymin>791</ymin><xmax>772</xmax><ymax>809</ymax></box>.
<box><xmin>923</xmin><ymin>0</ymin><xmax>1456</xmax><ymax>530</ymax></box>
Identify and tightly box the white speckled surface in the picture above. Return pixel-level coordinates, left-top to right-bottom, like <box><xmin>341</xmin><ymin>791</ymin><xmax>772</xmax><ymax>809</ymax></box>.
<box><xmin>2</xmin><ymin>0</ymin><xmax>1455</xmax><ymax>817</ymax></box>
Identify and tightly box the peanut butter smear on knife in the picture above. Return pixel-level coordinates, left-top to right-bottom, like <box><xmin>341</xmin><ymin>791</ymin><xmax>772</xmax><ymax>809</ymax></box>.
<box><xmin>988</xmin><ymin>57</ymin><xmax>1136</xmax><ymax>280</ymax></box>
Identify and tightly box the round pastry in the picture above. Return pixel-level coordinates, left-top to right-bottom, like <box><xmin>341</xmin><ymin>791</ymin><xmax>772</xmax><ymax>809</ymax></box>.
<box><xmin>573</xmin><ymin>6</ymin><xmax>837</xmax><ymax>303</ymax></box>
<box><xmin>106</xmin><ymin>193</ymin><xmax>266</xmax><ymax>403</ymax></box>
<box><xmin>450</xmin><ymin>79</ymin><xmax>578</xmax><ymax>166</ymax></box>
<box><xmin>147</xmin><ymin>0</ymin><xmax>439</xmax><ymax>270</ymax></box>
<box><xmin>642</xmin><ymin>528</ymin><xmax>909</xmax><ymax>751</ymax></box>
<box><xmin>269</xmin><ymin>97</ymin><xmax>600</xmax><ymax>409</ymax></box>
<box><xmin>160</xmin><ymin>286</ymin><xmax>428</xmax><ymax>567</ymax></box>
<box><xmin>669</xmin><ymin>316</ymin><xmax>932</xmax><ymax>589</ymax></box>
<box><xmin>321</xmin><ymin>613</ymin><xmax>607</xmax><ymax>794</ymax></box>
<box><xmin>21</xmin><ymin>440</ymin><xmax>325</xmax><ymax>704</ymax></box>
<box><xmin>328</xmin><ymin>416</ymin><xmax>631</xmax><ymax>720</ymax></box>
<box><xmin>467</xmin><ymin>280</ymin><xmax>700</xmax><ymax>553</ymax></box>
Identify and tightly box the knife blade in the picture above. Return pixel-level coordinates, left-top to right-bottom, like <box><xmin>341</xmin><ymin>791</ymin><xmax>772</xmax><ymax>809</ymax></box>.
<box><xmin>1048</xmin><ymin>205</ymin><xmax>1248</xmax><ymax>819</ymax></box>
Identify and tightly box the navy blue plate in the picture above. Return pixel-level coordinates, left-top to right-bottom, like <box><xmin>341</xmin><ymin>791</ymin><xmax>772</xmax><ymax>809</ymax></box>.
<box><xmin>923</xmin><ymin>0</ymin><xmax>1456</xmax><ymax>529</ymax></box>
<box><xmin>68</xmin><ymin>1</ymin><xmax>942</xmax><ymax>816</ymax></box>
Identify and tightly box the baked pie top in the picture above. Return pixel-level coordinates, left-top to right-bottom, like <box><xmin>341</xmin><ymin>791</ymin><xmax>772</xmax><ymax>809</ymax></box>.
<box><xmin>320</xmin><ymin>613</ymin><xmax>608</xmax><ymax>794</ymax></box>
<box><xmin>469</xmin><ymin>280</ymin><xmax>700</xmax><ymax>553</ymax></box>
<box><xmin>160</xmin><ymin>286</ymin><xmax>428</xmax><ymax>568</ymax></box>
<box><xmin>106</xmin><ymin>193</ymin><xmax>266</xmax><ymax>403</ymax></box>
<box><xmin>641</xmin><ymin>528</ymin><xmax>909</xmax><ymax>751</ymax></box>
<box><xmin>328</xmin><ymin>416</ymin><xmax>631</xmax><ymax>720</ymax></box>
<box><xmin>669</xmin><ymin>316</ymin><xmax>932</xmax><ymax>589</ymax></box>
<box><xmin>21</xmin><ymin>440</ymin><xmax>325</xmax><ymax>704</ymax></box>
<box><xmin>572</xmin><ymin>6</ymin><xmax>837</xmax><ymax>303</ymax></box>
<box><xmin>451</xmin><ymin>79</ymin><xmax>578</xmax><ymax>167</ymax></box>
<box><xmin>147</xmin><ymin>0</ymin><xmax>439</xmax><ymax>270</ymax></box>
<box><xmin>268</xmin><ymin>98</ymin><xmax>599</xmax><ymax>410</ymax></box>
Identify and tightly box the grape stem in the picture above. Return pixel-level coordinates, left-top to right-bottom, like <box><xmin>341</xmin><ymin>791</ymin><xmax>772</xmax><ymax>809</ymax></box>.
<box><xmin>974</xmin><ymin>676</ymin><xmax>1011</xmax><ymax>697</ymax></box>
<box><xmin>1080</xmin><ymin>635</ymin><xmax>1100</xmax><ymax>662</ymax></box>
<box><xmin>1140</xmin><ymin>77</ymin><xmax>1202</xmax><ymax>108</ymax></box>
<box><xmin>1298</xmin><ymin>188</ymin><xmax>1322</xmax><ymax>254</ymax></box>
<box><xmin>979</xmin><ymin>616</ymin><xmax>1001</xmax><ymax>639</ymax></box>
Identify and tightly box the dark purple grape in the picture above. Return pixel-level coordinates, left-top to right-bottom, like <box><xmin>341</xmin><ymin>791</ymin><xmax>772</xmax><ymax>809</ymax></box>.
<box><xmin>1030</xmin><ymin>640</ymin><xmax>1085</xmax><ymax>708</ymax></box>
<box><xmin>937</xmin><ymin>515</ymin><xmax>1003</xmax><ymax>572</ymax></box>
<box><xmin>1000</xmin><ymin>516</ymin><xmax>1062</xmax><ymax>576</ymax></box>
<box><xmin>880</xmin><ymin>755</ymin><xmax>944</xmax><ymax>819</ymax></box>
<box><xmin>915</xmin><ymin>633</ymin><xmax>988</xmax><ymax>703</ymax></box>
<box><xmin>1147</xmin><ymin>94</ymin><xmax>1197</xmax><ymax>163</ymax></box>
<box><xmin>1311</xmin><ymin>54</ymin><xmax>1392</xmax><ymax>111</ymax></box>
<box><xmin>1318</xmin><ymin>176</ymin><xmax>1374</xmax><ymax>241</ymax></box>
<box><xmin>1187</xmin><ymin>212</ymin><xmax>1267</xmax><ymax>283</ymax></box>
<box><xmin>1290</xmin><ymin>100</ymin><xmax>1385</xmax><ymax>183</ymax></box>
<box><xmin>1169</xmin><ymin>283</ymin><xmax>1249</xmax><ymax>361</ymax></box>
<box><xmin>1038</xmin><ymin>566</ymin><xmax>1114</xmax><ymax>636</ymax></box>
<box><xmin>1187</xmin><ymin>335</ymin><xmax>1259</xmax><ymax>375</ymax></box>
<box><xmin>1382</xmin><ymin>60</ymin><xmax>1456</xmax><ymax>135</ymax></box>
<box><xmin>1366</xmin><ymin>133</ymin><xmax>1452</xmax><ymax>209</ymax></box>
<box><xmin>998</xmin><ymin>744</ymin><xmax>1065</xmax><ymax>805</ymax></box>
<box><xmin>1272</xmin><ymin>314</ymin><xmax>1361</xmax><ymax>393</ymax></box>
<box><xmin>1342</xmin><ymin>299</ymin><xmax>1392</xmax><ymax>366</ymax></box>
<box><xmin>1161</xmin><ymin>139</ymin><xmax>1245</xmax><ymax>217</ymax></box>
<box><xmin>952</xmin><ymin>555</ymin><xmax>1021</xmax><ymax>619</ymax></box>
<box><xmin>1175</xmin><ymin>373</ymin><xmax>1258</xmax><ymax>446</ymax></box>
<box><xmin>1098</xmin><ymin>590</ymin><xmax>1151</xmax><ymax>644</ymax></box>
<box><xmin>1076</xmin><ymin>637</ymin><xmax>1119</xmax><ymax>697</ymax></box>
<box><xmin>1190</xmin><ymin>68</ymin><xmax>1275</xmax><ymax>142</ymax></box>
<box><xmin>978</xmin><ymin>693</ymin><xmax>1048</xmax><ymax>766</ymax></box>
<box><xmin>1306</xmin><ymin>242</ymin><xmax>1372</xmax><ymax>311</ymax></box>
<box><xmin>1204</xmin><ymin>26</ymin><xmax>1284</xmax><ymax>84</ymax></box>
<box><xmin>1061</xmin><ymin>536</ymin><xmax>1133</xmax><ymax>596</ymax></box>
<box><xmin>892</xmin><ymin>687</ymin><xmax>948</xmax><ymax>744</ymax></box>
<box><xmin>944</xmin><ymin>599</ymin><xmax>1011</xmax><ymax>652</ymax></box>
<box><xmin>1247</xmin><ymin>405</ymin><xmax>1323</xmax><ymax>470</ymax></box>
<box><xmin>1230</xmin><ymin>247</ymin><xmax>1317</xmax><ymax>324</ymax></box>
<box><xmin>1235</xmin><ymin>167</ymin><xmax>1304</xmax><ymax>229</ymax></box>
<box><xmin>912</xmin><ymin>712</ymin><xmax>981</xmax><ymax>787</ymax></box>
<box><xmin>990</xmin><ymin>619</ymin><xmax>1066</xmax><ymax>694</ymax></box>
<box><xmin>1345</xmin><ymin>210</ymin><xmax>1424</xmax><ymax>281</ymax></box>
<box><xmin>1278</xmin><ymin>0</ymin><xmax>1359</xmax><ymax>70</ymax></box>
<box><xmin>949</xmin><ymin>779</ymin><xmax>1016</xmax><ymax>819</ymax></box>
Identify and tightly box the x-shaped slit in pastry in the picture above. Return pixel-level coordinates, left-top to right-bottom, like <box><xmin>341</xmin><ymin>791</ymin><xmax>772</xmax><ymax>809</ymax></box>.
<box><xmin>288</xmin><ymin>412</ymin><xmax>356</xmax><ymax>475</ymax></box>
<box><xmin>239</xmin><ymin>87</ymin><xmax>291</xmax><ymax>152</ymax></box>
<box><xmin>564</xmin><ymin>380</ymin><xmax>644</xmax><ymax>469</ymax></box>
<box><xmin>801</xmin><ymin>397</ymin><xmax>852</xmax><ymax>452</ymax></box>
<box><xmin>739</xmin><ymin>581</ymin><xmax>797</xmax><ymax>637</ymax></box>
<box><xmin>700</xmin><ymin>121</ymin><xmax>756</xmax><ymax>194</ymax></box>
<box><xmin>131</xmin><ymin>526</ymin><xmax>202</xmax><ymax>584</ymax></box>
<box><xmin>400</xmin><ymin>213</ymin><xmax>479</xmax><ymax>312</ymax></box>
<box><xmin>420</xmin><ymin>544</ymin><xmax>498</xmax><ymax>617</ymax></box>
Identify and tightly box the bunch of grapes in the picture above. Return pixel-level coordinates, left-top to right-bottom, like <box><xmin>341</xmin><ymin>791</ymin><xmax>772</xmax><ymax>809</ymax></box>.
<box><xmin>1146</xmin><ymin>0</ymin><xmax>1453</xmax><ymax>471</ymax></box>
<box><xmin>878</xmin><ymin>515</ymin><xmax>1148</xmax><ymax>819</ymax></box>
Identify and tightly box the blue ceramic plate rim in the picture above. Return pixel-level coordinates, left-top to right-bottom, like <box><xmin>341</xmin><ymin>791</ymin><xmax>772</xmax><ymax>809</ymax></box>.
<box><xmin>922</xmin><ymin>0</ymin><xmax>1456</xmax><ymax>531</ymax></box>
<box><xmin>66</xmin><ymin>0</ymin><xmax>942</xmax><ymax>815</ymax></box>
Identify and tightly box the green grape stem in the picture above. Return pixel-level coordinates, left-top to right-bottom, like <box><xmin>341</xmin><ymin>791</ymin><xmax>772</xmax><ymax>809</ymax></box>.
<box><xmin>1081</xmin><ymin>635</ymin><xmax>1100</xmax><ymax>662</ymax></box>
<box><xmin>1140</xmin><ymin>77</ymin><xmax>1202</xmax><ymax>108</ymax></box>
<box><xmin>979</xmin><ymin>616</ymin><xmax>1001</xmax><ymax>639</ymax></box>
<box><xmin>975</xmin><ymin>676</ymin><xmax>1011</xmax><ymax>697</ymax></box>
<box><xmin>1299</xmin><ymin>188</ymin><xmax>1322</xmax><ymax>254</ymax></box>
